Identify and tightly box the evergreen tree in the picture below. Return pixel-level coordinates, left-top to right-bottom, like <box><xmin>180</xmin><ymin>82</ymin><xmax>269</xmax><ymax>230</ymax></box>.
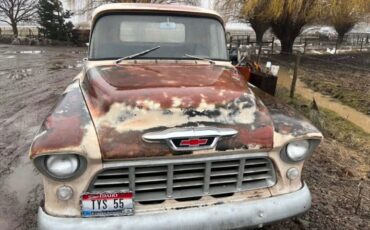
<box><xmin>37</xmin><ymin>0</ymin><xmax>74</xmax><ymax>41</ymax></box>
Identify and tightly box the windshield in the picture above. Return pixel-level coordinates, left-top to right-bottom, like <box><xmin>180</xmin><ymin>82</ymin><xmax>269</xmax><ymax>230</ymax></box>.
<box><xmin>89</xmin><ymin>14</ymin><xmax>228</xmax><ymax>60</ymax></box>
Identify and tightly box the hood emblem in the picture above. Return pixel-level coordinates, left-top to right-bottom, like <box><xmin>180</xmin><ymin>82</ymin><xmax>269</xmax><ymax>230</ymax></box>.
<box><xmin>180</xmin><ymin>138</ymin><xmax>208</xmax><ymax>147</ymax></box>
<box><xmin>142</xmin><ymin>127</ymin><xmax>238</xmax><ymax>151</ymax></box>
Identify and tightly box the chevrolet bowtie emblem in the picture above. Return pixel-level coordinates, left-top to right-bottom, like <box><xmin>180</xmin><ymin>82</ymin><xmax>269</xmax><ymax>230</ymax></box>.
<box><xmin>180</xmin><ymin>138</ymin><xmax>208</xmax><ymax>147</ymax></box>
<box><xmin>142</xmin><ymin>127</ymin><xmax>238</xmax><ymax>151</ymax></box>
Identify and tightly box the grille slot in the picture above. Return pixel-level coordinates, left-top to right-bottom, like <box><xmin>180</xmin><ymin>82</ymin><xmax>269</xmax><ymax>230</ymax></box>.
<box><xmin>89</xmin><ymin>155</ymin><xmax>276</xmax><ymax>203</ymax></box>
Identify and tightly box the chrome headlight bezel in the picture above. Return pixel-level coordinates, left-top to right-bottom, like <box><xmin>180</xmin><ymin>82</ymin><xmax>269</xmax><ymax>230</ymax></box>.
<box><xmin>280</xmin><ymin>139</ymin><xmax>321</xmax><ymax>163</ymax></box>
<box><xmin>33</xmin><ymin>153</ymin><xmax>87</xmax><ymax>181</ymax></box>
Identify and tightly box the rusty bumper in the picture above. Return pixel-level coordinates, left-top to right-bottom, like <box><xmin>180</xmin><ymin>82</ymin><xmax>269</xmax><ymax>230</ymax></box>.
<box><xmin>38</xmin><ymin>183</ymin><xmax>311</xmax><ymax>230</ymax></box>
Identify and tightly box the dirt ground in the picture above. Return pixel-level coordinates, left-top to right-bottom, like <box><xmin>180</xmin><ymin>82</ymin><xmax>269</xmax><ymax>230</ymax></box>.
<box><xmin>0</xmin><ymin>44</ymin><xmax>86</xmax><ymax>229</ymax></box>
<box><xmin>288</xmin><ymin>53</ymin><xmax>369</xmax><ymax>115</ymax></box>
<box><xmin>267</xmin><ymin>138</ymin><xmax>370</xmax><ymax>230</ymax></box>
<box><xmin>0</xmin><ymin>45</ymin><xmax>369</xmax><ymax>230</ymax></box>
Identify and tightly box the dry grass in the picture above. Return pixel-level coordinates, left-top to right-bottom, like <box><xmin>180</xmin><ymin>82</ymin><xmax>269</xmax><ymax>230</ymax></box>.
<box><xmin>276</xmin><ymin>87</ymin><xmax>370</xmax><ymax>157</ymax></box>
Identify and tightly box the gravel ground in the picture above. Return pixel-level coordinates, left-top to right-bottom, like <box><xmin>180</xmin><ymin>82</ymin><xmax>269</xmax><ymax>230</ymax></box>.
<box><xmin>0</xmin><ymin>45</ymin><xmax>368</xmax><ymax>230</ymax></box>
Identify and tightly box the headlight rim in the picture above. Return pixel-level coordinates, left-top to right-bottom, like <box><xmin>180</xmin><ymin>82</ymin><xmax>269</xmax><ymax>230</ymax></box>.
<box><xmin>33</xmin><ymin>153</ymin><xmax>87</xmax><ymax>181</ymax></box>
<box><xmin>280</xmin><ymin>139</ymin><xmax>321</xmax><ymax>163</ymax></box>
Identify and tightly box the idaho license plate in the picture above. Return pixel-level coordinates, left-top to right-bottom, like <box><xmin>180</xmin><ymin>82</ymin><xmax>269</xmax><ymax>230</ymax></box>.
<box><xmin>81</xmin><ymin>192</ymin><xmax>134</xmax><ymax>217</ymax></box>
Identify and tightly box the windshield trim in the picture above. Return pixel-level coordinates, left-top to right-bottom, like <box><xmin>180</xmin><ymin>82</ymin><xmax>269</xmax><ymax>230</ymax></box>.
<box><xmin>88</xmin><ymin>12</ymin><xmax>228</xmax><ymax>61</ymax></box>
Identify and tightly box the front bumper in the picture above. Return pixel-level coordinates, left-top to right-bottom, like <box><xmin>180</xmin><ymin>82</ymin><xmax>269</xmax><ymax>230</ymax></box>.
<box><xmin>38</xmin><ymin>182</ymin><xmax>311</xmax><ymax>230</ymax></box>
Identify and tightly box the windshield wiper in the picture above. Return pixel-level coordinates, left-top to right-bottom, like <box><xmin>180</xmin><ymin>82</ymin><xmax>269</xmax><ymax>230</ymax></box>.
<box><xmin>184</xmin><ymin>54</ymin><xmax>215</xmax><ymax>64</ymax></box>
<box><xmin>116</xmin><ymin>46</ymin><xmax>161</xmax><ymax>64</ymax></box>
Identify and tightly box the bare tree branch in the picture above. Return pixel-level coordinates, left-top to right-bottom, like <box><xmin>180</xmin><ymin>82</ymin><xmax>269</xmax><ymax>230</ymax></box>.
<box><xmin>0</xmin><ymin>0</ymin><xmax>37</xmax><ymax>37</ymax></box>
<box><xmin>0</xmin><ymin>18</ymin><xmax>11</xmax><ymax>25</ymax></box>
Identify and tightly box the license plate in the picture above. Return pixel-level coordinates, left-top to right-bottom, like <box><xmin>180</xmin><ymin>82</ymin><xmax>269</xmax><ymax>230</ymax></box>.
<box><xmin>81</xmin><ymin>192</ymin><xmax>134</xmax><ymax>217</ymax></box>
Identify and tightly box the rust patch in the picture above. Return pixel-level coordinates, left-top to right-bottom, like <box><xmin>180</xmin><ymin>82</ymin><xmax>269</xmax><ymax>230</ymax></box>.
<box><xmin>81</xmin><ymin>64</ymin><xmax>275</xmax><ymax>159</ymax></box>
<box><xmin>251</xmin><ymin>85</ymin><xmax>320</xmax><ymax>137</ymax></box>
<box><xmin>30</xmin><ymin>81</ymin><xmax>92</xmax><ymax>157</ymax></box>
<box><xmin>98</xmin><ymin>127</ymin><xmax>172</xmax><ymax>159</ymax></box>
<box><xmin>83</xmin><ymin>64</ymin><xmax>246</xmax><ymax>116</ymax></box>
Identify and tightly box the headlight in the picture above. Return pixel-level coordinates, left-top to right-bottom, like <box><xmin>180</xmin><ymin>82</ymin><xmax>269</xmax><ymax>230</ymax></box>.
<box><xmin>286</xmin><ymin>140</ymin><xmax>310</xmax><ymax>161</ymax></box>
<box><xmin>281</xmin><ymin>139</ymin><xmax>321</xmax><ymax>163</ymax></box>
<box><xmin>33</xmin><ymin>153</ymin><xmax>87</xmax><ymax>181</ymax></box>
<box><xmin>46</xmin><ymin>155</ymin><xmax>79</xmax><ymax>178</ymax></box>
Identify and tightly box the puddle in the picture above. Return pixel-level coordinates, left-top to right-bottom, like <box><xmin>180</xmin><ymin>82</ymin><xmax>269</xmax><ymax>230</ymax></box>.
<box><xmin>3</xmin><ymin>69</ymin><xmax>33</xmax><ymax>80</ymax></box>
<box><xmin>0</xmin><ymin>71</ymin><xmax>8</xmax><ymax>76</ymax></box>
<box><xmin>76</xmin><ymin>61</ymin><xmax>84</xmax><ymax>68</ymax></box>
<box><xmin>3</xmin><ymin>50</ymin><xmax>44</xmax><ymax>54</ymax></box>
<box><xmin>49</xmin><ymin>62</ymin><xmax>84</xmax><ymax>71</ymax></box>
<box><xmin>2</xmin><ymin>155</ymin><xmax>41</xmax><ymax>205</ymax></box>
<box><xmin>20</xmin><ymin>50</ymin><xmax>42</xmax><ymax>54</ymax></box>
<box><xmin>71</xmin><ymin>50</ymin><xmax>87</xmax><ymax>54</ymax></box>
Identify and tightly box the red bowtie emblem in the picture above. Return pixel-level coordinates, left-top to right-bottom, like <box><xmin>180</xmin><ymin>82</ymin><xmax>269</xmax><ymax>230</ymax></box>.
<box><xmin>180</xmin><ymin>138</ymin><xmax>208</xmax><ymax>147</ymax></box>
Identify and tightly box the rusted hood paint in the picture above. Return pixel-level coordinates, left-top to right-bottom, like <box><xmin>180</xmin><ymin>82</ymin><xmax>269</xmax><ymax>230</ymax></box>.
<box><xmin>250</xmin><ymin>85</ymin><xmax>322</xmax><ymax>145</ymax></box>
<box><xmin>81</xmin><ymin>64</ymin><xmax>274</xmax><ymax>159</ymax></box>
<box><xmin>30</xmin><ymin>81</ymin><xmax>97</xmax><ymax>158</ymax></box>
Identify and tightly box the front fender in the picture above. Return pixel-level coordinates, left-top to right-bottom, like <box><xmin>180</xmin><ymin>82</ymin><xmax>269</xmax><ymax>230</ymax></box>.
<box><xmin>29</xmin><ymin>80</ymin><xmax>102</xmax><ymax>216</ymax></box>
<box><xmin>250</xmin><ymin>85</ymin><xmax>323</xmax><ymax>146</ymax></box>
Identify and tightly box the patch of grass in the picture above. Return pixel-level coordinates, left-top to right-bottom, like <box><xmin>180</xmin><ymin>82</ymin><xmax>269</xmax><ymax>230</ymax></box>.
<box><xmin>301</xmin><ymin>78</ymin><xmax>370</xmax><ymax>115</ymax></box>
<box><xmin>276</xmin><ymin>87</ymin><xmax>370</xmax><ymax>154</ymax></box>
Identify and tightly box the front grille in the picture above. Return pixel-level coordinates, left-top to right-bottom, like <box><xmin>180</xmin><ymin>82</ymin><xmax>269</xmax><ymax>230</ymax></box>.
<box><xmin>88</xmin><ymin>154</ymin><xmax>276</xmax><ymax>203</ymax></box>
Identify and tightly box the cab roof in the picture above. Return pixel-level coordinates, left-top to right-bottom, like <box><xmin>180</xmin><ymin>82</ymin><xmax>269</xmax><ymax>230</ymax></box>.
<box><xmin>92</xmin><ymin>3</ymin><xmax>224</xmax><ymax>25</ymax></box>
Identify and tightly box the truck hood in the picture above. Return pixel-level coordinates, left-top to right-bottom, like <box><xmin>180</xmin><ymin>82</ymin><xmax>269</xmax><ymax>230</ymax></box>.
<box><xmin>82</xmin><ymin>63</ymin><xmax>274</xmax><ymax>159</ymax></box>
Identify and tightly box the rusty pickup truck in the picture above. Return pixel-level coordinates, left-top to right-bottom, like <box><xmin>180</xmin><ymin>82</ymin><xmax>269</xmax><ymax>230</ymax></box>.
<box><xmin>30</xmin><ymin>3</ymin><xmax>323</xmax><ymax>230</ymax></box>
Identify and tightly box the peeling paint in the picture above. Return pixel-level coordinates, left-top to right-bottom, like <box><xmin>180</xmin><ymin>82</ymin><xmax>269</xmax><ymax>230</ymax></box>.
<box><xmin>30</xmin><ymin>81</ymin><xmax>91</xmax><ymax>157</ymax></box>
<box><xmin>250</xmin><ymin>85</ymin><xmax>322</xmax><ymax>151</ymax></box>
<box><xmin>81</xmin><ymin>64</ymin><xmax>275</xmax><ymax>159</ymax></box>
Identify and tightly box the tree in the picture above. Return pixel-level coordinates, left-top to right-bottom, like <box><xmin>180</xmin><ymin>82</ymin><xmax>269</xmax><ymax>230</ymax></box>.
<box><xmin>263</xmin><ymin>0</ymin><xmax>321</xmax><ymax>54</ymax></box>
<box><xmin>0</xmin><ymin>0</ymin><xmax>38</xmax><ymax>37</ymax></box>
<box><xmin>241</xmin><ymin>0</ymin><xmax>271</xmax><ymax>45</ymax></box>
<box><xmin>214</xmin><ymin>0</ymin><xmax>240</xmax><ymax>22</ymax></box>
<box><xmin>37</xmin><ymin>0</ymin><xmax>74</xmax><ymax>41</ymax></box>
<box><xmin>217</xmin><ymin>0</ymin><xmax>322</xmax><ymax>54</ymax></box>
<box><xmin>215</xmin><ymin>0</ymin><xmax>271</xmax><ymax>45</ymax></box>
<box><xmin>327</xmin><ymin>0</ymin><xmax>369</xmax><ymax>45</ymax></box>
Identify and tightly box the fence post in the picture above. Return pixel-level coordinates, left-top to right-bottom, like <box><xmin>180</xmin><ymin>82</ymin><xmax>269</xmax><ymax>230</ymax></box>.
<box><xmin>271</xmin><ymin>37</ymin><xmax>274</xmax><ymax>54</ymax></box>
<box><xmin>290</xmin><ymin>53</ymin><xmax>301</xmax><ymax>98</ymax></box>
<box><xmin>360</xmin><ymin>37</ymin><xmax>364</xmax><ymax>51</ymax></box>
<box><xmin>335</xmin><ymin>39</ymin><xmax>339</xmax><ymax>54</ymax></box>
<box><xmin>257</xmin><ymin>43</ymin><xmax>262</xmax><ymax>64</ymax></box>
<box><xmin>303</xmin><ymin>39</ymin><xmax>307</xmax><ymax>54</ymax></box>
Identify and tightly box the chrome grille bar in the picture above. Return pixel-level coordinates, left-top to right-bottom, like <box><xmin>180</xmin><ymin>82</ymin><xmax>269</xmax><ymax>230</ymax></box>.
<box><xmin>88</xmin><ymin>153</ymin><xmax>276</xmax><ymax>203</ymax></box>
<box><xmin>203</xmin><ymin>162</ymin><xmax>211</xmax><ymax>194</ymax></box>
<box><xmin>167</xmin><ymin>164</ymin><xmax>173</xmax><ymax>197</ymax></box>
<box><xmin>236</xmin><ymin>158</ymin><xmax>245</xmax><ymax>191</ymax></box>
